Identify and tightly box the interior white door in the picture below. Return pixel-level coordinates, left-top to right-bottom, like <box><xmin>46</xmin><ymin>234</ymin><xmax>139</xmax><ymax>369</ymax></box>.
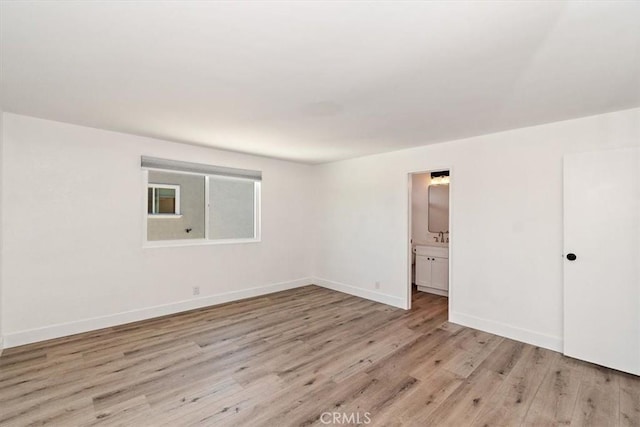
<box><xmin>563</xmin><ymin>147</ymin><xmax>640</xmax><ymax>375</ymax></box>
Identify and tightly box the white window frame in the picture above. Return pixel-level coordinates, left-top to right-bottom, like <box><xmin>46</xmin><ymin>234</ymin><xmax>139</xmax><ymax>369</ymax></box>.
<box><xmin>147</xmin><ymin>183</ymin><xmax>182</xmax><ymax>218</ymax></box>
<box><xmin>142</xmin><ymin>169</ymin><xmax>261</xmax><ymax>247</ymax></box>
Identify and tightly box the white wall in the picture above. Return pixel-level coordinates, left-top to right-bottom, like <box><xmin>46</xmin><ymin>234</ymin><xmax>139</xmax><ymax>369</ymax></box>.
<box><xmin>313</xmin><ymin>108</ymin><xmax>640</xmax><ymax>351</ymax></box>
<box><xmin>0</xmin><ymin>111</ymin><xmax>4</xmax><ymax>351</ymax></box>
<box><xmin>1</xmin><ymin>113</ymin><xmax>314</xmax><ymax>347</ymax></box>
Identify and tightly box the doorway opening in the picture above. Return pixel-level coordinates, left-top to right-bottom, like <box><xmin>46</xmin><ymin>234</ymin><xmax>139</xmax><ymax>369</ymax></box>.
<box><xmin>407</xmin><ymin>169</ymin><xmax>451</xmax><ymax>311</ymax></box>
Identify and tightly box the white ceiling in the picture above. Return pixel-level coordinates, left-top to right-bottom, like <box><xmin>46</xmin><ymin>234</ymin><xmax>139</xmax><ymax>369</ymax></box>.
<box><xmin>1</xmin><ymin>1</ymin><xmax>639</xmax><ymax>163</ymax></box>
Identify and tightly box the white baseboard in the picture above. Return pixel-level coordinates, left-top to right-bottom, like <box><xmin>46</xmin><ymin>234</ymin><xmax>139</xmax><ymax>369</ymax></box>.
<box><xmin>313</xmin><ymin>277</ymin><xmax>406</xmax><ymax>309</ymax></box>
<box><xmin>449</xmin><ymin>311</ymin><xmax>563</xmax><ymax>353</ymax></box>
<box><xmin>3</xmin><ymin>278</ymin><xmax>312</xmax><ymax>349</ymax></box>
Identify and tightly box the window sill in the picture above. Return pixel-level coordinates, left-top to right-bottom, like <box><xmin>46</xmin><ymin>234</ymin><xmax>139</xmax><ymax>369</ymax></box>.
<box><xmin>148</xmin><ymin>214</ymin><xmax>183</xmax><ymax>219</ymax></box>
<box><xmin>143</xmin><ymin>238</ymin><xmax>261</xmax><ymax>248</ymax></box>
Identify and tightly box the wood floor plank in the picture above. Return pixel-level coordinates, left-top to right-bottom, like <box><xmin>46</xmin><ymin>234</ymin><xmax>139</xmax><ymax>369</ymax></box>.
<box><xmin>442</xmin><ymin>332</ymin><xmax>503</xmax><ymax>378</ymax></box>
<box><xmin>212</xmin><ymin>372</ymin><xmax>333</xmax><ymax>427</ymax></box>
<box><xmin>3</xmin><ymin>396</ymin><xmax>95</xmax><ymax>427</ymax></box>
<box><xmin>371</xmin><ymin>368</ymin><xmax>464</xmax><ymax>425</ymax></box>
<box><xmin>363</xmin><ymin>327</ymin><xmax>456</xmax><ymax>380</ymax></box>
<box><xmin>422</xmin><ymin>367</ymin><xmax>505</xmax><ymax>427</ymax></box>
<box><xmin>620</xmin><ymin>371</ymin><xmax>640</xmax><ymax>427</ymax></box>
<box><xmin>0</xmin><ymin>285</ymin><xmax>636</xmax><ymax>426</ymax></box>
<box><xmin>477</xmin><ymin>337</ymin><xmax>528</xmax><ymax>378</ymax></box>
<box><xmin>572</xmin><ymin>363</ymin><xmax>621</xmax><ymax>427</ymax></box>
<box><xmin>521</xmin><ymin>355</ymin><xmax>584</xmax><ymax>426</ymax></box>
<box><xmin>319</xmin><ymin>323</ymin><xmax>421</xmax><ymax>382</ymax></box>
<box><xmin>89</xmin><ymin>395</ymin><xmax>151</xmax><ymax>426</ymax></box>
<box><xmin>248</xmin><ymin>373</ymin><xmax>374</xmax><ymax>427</ymax></box>
<box><xmin>409</xmin><ymin>327</ymin><xmax>480</xmax><ymax>380</ymax></box>
<box><xmin>467</xmin><ymin>345</ymin><xmax>559</xmax><ymax>426</ymax></box>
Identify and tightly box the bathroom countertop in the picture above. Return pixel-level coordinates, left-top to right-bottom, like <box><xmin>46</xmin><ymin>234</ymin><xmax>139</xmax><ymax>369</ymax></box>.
<box><xmin>413</xmin><ymin>241</ymin><xmax>449</xmax><ymax>248</ymax></box>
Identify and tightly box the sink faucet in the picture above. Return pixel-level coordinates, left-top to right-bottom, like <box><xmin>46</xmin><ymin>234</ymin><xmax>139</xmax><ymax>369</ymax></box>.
<box><xmin>438</xmin><ymin>231</ymin><xmax>444</xmax><ymax>243</ymax></box>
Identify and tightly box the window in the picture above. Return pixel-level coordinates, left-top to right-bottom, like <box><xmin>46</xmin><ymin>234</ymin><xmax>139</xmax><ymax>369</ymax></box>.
<box><xmin>147</xmin><ymin>184</ymin><xmax>180</xmax><ymax>216</ymax></box>
<box><xmin>142</xmin><ymin>156</ymin><xmax>261</xmax><ymax>245</ymax></box>
<box><xmin>208</xmin><ymin>176</ymin><xmax>256</xmax><ymax>240</ymax></box>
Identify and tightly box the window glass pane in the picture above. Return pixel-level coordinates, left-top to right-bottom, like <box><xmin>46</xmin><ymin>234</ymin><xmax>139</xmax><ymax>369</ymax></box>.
<box><xmin>147</xmin><ymin>188</ymin><xmax>154</xmax><ymax>214</ymax></box>
<box><xmin>156</xmin><ymin>188</ymin><xmax>176</xmax><ymax>214</ymax></box>
<box><xmin>157</xmin><ymin>188</ymin><xmax>175</xmax><ymax>198</ymax></box>
<box><xmin>147</xmin><ymin>171</ymin><xmax>205</xmax><ymax>240</ymax></box>
<box><xmin>208</xmin><ymin>177</ymin><xmax>255</xmax><ymax>240</ymax></box>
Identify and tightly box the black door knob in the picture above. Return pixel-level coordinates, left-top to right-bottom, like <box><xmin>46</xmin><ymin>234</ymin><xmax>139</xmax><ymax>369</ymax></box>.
<box><xmin>566</xmin><ymin>253</ymin><xmax>577</xmax><ymax>261</ymax></box>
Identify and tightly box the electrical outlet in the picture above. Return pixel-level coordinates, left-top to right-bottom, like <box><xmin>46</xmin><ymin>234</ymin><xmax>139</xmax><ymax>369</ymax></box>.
<box><xmin>192</xmin><ymin>286</ymin><xmax>200</xmax><ymax>296</ymax></box>
<box><xmin>375</xmin><ymin>281</ymin><xmax>381</xmax><ymax>290</ymax></box>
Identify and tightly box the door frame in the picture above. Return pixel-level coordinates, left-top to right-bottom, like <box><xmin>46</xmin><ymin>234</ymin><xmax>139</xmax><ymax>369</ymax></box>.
<box><xmin>406</xmin><ymin>167</ymin><xmax>454</xmax><ymax>312</ymax></box>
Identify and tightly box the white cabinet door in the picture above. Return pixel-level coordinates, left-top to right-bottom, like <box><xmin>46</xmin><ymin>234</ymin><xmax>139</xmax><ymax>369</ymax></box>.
<box><xmin>564</xmin><ymin>147</ymin><xmax>640</xmax><ymax>375</ymax></box>
<box><xmin>415</xmin><ymin>255</ymin><xmax>432</xmax><ymax>288</ymax></box>
<box><xmin>431</xmin><ymin>257</ymin><xmax>449</xmax><ymax>291</ymax></box>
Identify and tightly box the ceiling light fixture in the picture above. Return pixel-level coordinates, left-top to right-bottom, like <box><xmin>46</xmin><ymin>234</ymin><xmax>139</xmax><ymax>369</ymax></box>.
<box><xmin>430</xmin><ymin>170</ymin><xmax>450</xmax><ymax>186</ymax></box>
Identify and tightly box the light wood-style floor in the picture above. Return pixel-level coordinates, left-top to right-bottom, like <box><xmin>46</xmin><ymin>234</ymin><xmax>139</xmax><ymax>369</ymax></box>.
<box><xmin>1</xmin><ymin>285</ymin><xmax>638</xmax><ymax>426</ymax></box>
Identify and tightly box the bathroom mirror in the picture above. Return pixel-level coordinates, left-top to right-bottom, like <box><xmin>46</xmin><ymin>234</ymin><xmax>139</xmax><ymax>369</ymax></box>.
<box><xmin>428</xmin><ymin>184</ymin><xmax>449</xmax><ymax>232</ymax></box>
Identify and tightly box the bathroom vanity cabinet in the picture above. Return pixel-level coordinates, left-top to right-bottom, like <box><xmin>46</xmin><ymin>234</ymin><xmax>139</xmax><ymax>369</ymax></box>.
<box><xmin>414</xmin><ymin>245</ymin><xmax>449</xmax><ymax>296</ymax></box>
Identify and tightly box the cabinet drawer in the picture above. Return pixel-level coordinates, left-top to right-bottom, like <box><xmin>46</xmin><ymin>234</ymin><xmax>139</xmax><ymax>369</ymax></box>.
<box><xmin>414</xmin><ymin>245</ymin><xmax>448</xmax><ymax>258</ymax></box>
